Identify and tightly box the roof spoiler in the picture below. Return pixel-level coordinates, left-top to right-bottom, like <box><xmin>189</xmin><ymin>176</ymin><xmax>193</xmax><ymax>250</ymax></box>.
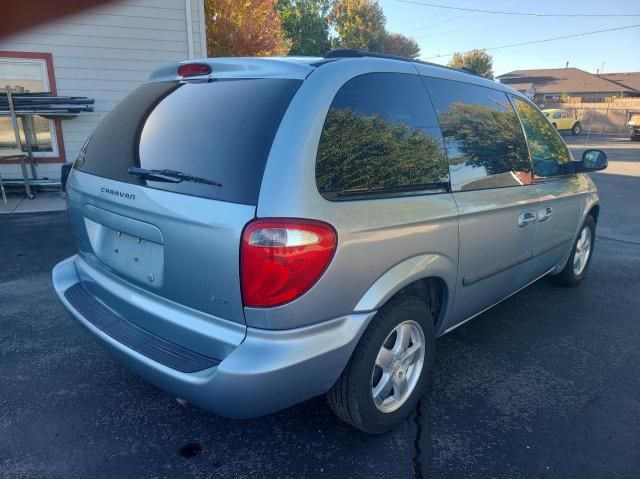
<box><xmin>149</xmin><ymin>58</ymin><xmax>316</xmax><ymax>82</ymax></box>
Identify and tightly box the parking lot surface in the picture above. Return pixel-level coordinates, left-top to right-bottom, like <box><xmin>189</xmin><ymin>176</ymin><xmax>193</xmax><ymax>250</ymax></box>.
<box><xmin>1</xmin><ymin>137</ymin><xmax>639</xmax><ymax>478</ymax></box>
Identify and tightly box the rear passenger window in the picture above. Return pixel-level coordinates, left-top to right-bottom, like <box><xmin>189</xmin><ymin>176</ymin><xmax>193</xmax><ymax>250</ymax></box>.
<box><xmin>512</xmin><ymin>98</ymin><xmax>572</xmax><ymax>178</ymax></box>
<box><xmin>423</xmin><ymin>77</ymin><xmax>532</xmax><ymax>192</ymax></box>
<box><xmin>315</xmin><ymin>73</ymin><xmax>449</xmax><ymax>200</ymax></box>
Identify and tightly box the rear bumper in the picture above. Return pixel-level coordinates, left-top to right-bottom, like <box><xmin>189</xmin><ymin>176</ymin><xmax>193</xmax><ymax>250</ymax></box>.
<box><xmin>52</xmin><ymin>255</ymin><xmax>374</xmax><ymax>418</ymax></box>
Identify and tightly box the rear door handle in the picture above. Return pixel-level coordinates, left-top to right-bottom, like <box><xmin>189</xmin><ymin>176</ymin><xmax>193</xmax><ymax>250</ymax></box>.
<box><xmin>518</xmin><ymin>211</ymin><xmax>537</xmax><ymax>227</ymax></box>
<box><xmin>538</xmin><ymin>206</ymin><xmax>553</xmax><ymax>222</ymax></box>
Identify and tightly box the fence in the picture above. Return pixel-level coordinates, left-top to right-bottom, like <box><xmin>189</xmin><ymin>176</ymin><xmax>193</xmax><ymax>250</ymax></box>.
<box><xmin>556</xmin><ymin>96</ymin><xmax>640</xmax><ymax>107</ymax></box>
<box><xmin>544</xmin><ymin>100</ymin><xmax>639</xmax><ymax>134</ymax></box>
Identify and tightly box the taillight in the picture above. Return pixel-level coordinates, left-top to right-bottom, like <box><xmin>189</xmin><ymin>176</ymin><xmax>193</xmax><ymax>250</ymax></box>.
<box><xmin>241</xmin><ymin>219</ymin><xmax>337</xmax><ymax>308</ymax></box>
<box><xmin>177</xmin><ymin>63</ymin><xmax>211</xmax><ymax>77</ymax></box>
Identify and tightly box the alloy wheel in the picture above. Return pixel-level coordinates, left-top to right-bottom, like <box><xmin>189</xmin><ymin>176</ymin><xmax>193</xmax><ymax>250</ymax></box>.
<box><xmin>371</xmin><ymin>320</ymin><xmax>426</xmax><ymax>413</ymax></box>
<box><xmin>573</xmin><ymin>225</ymin><xmax>592</xmax><ymax>276</ymax></box>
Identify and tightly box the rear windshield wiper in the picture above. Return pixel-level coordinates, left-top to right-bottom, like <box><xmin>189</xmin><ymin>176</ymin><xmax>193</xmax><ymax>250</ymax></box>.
<box><xmin>128</xmin><ymin>167</ymin><xmax>222</xmax><ymax>187</ymax></box>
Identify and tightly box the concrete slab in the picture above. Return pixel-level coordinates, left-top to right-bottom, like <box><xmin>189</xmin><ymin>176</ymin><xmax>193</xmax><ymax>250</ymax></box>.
<box><xmin>0</xmin><ymin>191</ymin><xmax>66</xmax><ymax>214</ymax></box>
<box><xmin>0</xmin><ymin>193</ymin><xmax>24</xmax><ymax>213</ymax></box>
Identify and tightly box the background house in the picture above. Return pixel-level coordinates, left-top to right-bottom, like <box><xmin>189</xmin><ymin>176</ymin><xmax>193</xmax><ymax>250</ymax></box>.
<box><xmin>601</xmin><ymin>72</ymin><xmax>640</xmax><ymax>94</ymax></box>
<box><xmin>0</xmin><ymin>0</ymin><xmax>206</xmax><ymax>184</ymax></box>
<box><xmin>497</xmin><ymin>67</ymin><xmax>640</xmax><ymax>104</ymax></box>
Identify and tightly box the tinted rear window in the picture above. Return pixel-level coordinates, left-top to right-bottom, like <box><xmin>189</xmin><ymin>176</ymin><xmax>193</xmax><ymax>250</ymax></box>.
<box><xmin>74</xmin><ymin>78</ymin><xmax>302</xmax><ymax>205</ymax></box>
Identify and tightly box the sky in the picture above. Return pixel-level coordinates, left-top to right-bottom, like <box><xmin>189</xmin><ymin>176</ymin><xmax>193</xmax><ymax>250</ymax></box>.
<box><xmin>379</xmin><ymin>0</ymin><xmax>640</xmax><ymax>76</ymax></box>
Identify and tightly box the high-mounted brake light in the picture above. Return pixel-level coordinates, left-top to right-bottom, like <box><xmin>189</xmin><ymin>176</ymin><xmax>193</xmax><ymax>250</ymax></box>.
<box><xmin>178</xmin><ymin>63</ymin><xmax>211</xmax><ymax>77</ymax></box>
<box><xmin>241</xmin><ymin>219</ymin><xmax>337</xmax><ymax>308</ymax></box>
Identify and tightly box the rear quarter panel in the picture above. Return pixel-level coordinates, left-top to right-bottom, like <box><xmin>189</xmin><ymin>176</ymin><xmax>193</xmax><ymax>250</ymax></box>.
<box><xmin>250</xmin><ymin>59</ymin><xmax>459</xmax><ymax>330</ymax></box>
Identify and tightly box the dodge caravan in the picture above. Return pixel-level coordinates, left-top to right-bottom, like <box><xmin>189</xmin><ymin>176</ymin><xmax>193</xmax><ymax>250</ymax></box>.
<box><xmin>52</xmin><ymin>50</ymin><xmax>607</xmax><ymax>434</ymax></box>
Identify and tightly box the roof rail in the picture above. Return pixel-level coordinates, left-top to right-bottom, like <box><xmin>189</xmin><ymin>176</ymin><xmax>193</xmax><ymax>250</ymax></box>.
<box><xmin>323</xmin><ymin>49</ymin><xmax>478</xmax><ymax>77</ymax></box>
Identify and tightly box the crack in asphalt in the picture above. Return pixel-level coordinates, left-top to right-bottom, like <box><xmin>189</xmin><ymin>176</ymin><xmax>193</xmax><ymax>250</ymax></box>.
<box><xmin>597</xmin><ymin>234</ymin><xmax>640</xmax><ymax>246</ymax></box>
<box><xmin>411</xmin><ymin>398</ymin><xmax>428</xmax><ymax>478</ymax></box>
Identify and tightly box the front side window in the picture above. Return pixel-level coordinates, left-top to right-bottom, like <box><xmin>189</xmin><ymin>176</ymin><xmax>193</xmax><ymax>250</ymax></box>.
<box><xmin>0</xmin><ymin>57</ymin><xmax>59</xmax><ymax>157</ymax></box>
<box><xmin>315</xmin><ymin>73</ymin><xmax>449</xmax><ymax>200</ymax></box>
<box><xmin>424</xmin><ymin>77</ymin><xmax>531</xmax><ymax>192</ymax></box>
<box><xmin>512</xmin><ymin>98</ymin><xmax>572</xmax><ymax>178</ymax></box>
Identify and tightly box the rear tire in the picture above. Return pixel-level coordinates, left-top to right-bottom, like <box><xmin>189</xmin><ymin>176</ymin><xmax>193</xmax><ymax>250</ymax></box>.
<box><xmin>551</xmin><ymin>215</ymin><xmax>596</xmax><ymax>287</ymax></box>
<box><xmin>572</xmin><ymin>122</ymin><xmax>581</xmax><ymax>135</ymax></box>
<box><xmin>327</xmin><ymin>295</ymin><xmax>435</xmax><ymax>434</ymax></box>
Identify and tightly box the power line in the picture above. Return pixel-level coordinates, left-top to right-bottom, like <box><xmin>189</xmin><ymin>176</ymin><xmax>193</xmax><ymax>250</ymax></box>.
<box><xmin>405</xmin><ymin>15</ymin><xmax>464</xmax><ymax>34</ymax></box>
<box><xmin>396</xmin><ymin>0</ymin><xmax>640</xmax><ymax>18</ymax></box>
<box><xmin>392</xmin><ymin>10</ymin><xmax>451</xmax><ymax>28</ymax></box>
<box><xmin>413</xmin><ymin>28</ymin><xmax>462</xmax><ymax>40</ymax></box>
<box><xmin>422</xmin><ymin>24</ymin><xmax>640</xmax><ymax>59</ymax></box>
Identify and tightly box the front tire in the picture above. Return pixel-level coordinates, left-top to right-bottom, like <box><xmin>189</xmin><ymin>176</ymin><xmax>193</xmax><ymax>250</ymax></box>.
<box><xmin>551</xmin><ymin>215</ymin><xmax>596</xmax><ymax>286</ymax></box>
<box><xmin>327</xmin><ymin>295</ymin><xmax>435</xmax><ymax>434</ymax></box>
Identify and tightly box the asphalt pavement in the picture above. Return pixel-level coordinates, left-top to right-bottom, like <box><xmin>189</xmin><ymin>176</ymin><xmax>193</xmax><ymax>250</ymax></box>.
<box><xmin>1</xmin><ymin>137</ymin><xmax>639</xmax><ymax>478</ymax></box>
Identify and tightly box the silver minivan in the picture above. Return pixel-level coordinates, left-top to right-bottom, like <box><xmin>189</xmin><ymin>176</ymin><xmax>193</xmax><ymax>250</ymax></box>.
<box><xmin>52</xmin><ymin>50</ymin><xmax>607</xmax><ymax>434</ymax></box>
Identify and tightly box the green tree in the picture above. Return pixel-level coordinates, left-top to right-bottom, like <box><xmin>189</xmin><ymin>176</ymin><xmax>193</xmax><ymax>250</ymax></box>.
<box><xmin>277</xmin><ymin>0</ymin><xmax>331</xmax><ymax>56</ymax></box>
<box><xmin>383</xmin><ymin>32</ymin><xmax>420</xmax><ymax>58</ymax></box>
<box><xmin>329</xmin><ymin>0</ymin><xmax>386</xmax><ymax>52</ymax></box>
<box><xmin>448</xmin><ymin>49</ymin><xmax>494</xmax><ymax>79</ymax></box>
<box><xmin>205</xmin><ymin>0</ymin><xmax>289</xmax><ymax>57</ymax></box>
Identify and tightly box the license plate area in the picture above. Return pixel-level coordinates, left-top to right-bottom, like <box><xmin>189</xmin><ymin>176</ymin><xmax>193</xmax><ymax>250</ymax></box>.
<box><xmin>84</xmin><ymin>217</ymin><xmax>164</xmax><ymax>287</ymax></box>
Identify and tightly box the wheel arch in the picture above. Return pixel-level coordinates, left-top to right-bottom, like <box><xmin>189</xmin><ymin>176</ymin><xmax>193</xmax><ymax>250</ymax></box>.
<box><xmin>588</xmin><ymin>203</ymin><xmax>600</xmax><ymax>223</ymax></box>
<box><xmin>353</xmin><ymin>254</ymin><xmax>456</xmax><ymax>330</ymax></box>
<box><xmin>388</xmin><ymin>276</ymin><xmax>448</xmax><ymax>327</ymax></box>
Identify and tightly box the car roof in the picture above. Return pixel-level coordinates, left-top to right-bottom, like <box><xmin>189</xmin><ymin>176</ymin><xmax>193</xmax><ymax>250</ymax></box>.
<box><xmin>148</xmin><ymin>50</ymin><xmax>526</xmax><ymax>100</ymax></box>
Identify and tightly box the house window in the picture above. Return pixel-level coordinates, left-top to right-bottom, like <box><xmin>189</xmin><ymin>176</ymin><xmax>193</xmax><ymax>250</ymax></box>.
<box><xmin>0</xmin><ymin>55</ymin><xmax>61</xmax><ymax>158</ymax></box>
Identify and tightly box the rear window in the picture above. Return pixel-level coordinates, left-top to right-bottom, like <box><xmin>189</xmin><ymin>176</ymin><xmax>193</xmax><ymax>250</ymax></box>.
<box><xmin>74</xmin><ymin>78</ymin><xmax>302</xmax><ymax>205</ymax></box>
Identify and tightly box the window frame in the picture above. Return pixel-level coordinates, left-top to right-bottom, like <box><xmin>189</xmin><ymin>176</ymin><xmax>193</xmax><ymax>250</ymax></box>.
<box><xmin>422</xmin><ymin>75</ymin><xmax>534</xmax><ymax>193</ymax></box>
<box><xmin>509</xmin><ymin>94</ymin><xmax>576</xmax><ymax>183</ymax></box>
<box><xmin>0</xmin><ymin>51</ymin><xmax>66</xmax><ymax>164</ymax></box>
<box><xmin>314</xmin><ymin>72</ymin><xmax>451</xmax><ymax>202</ymax></box>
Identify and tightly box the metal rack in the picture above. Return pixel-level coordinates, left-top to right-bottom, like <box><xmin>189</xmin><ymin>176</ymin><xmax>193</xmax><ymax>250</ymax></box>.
<box><xmin>0</xmin><ymin>86</ymin><xmax>94</xmax><ymax>202</ymax></box>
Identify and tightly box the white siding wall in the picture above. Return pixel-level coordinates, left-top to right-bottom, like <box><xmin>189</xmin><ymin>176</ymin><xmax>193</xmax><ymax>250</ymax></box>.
<box><xmin>0</xmin><ymin>0</ymin><xmax>206</xmax><ymax>180</ymax></box>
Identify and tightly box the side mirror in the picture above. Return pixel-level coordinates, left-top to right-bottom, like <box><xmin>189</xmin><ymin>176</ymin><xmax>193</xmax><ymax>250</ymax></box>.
<box><xmin>578</xmin><ymin>149</ymin><xmax>608</xmax><ymax>172</ymax></box>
